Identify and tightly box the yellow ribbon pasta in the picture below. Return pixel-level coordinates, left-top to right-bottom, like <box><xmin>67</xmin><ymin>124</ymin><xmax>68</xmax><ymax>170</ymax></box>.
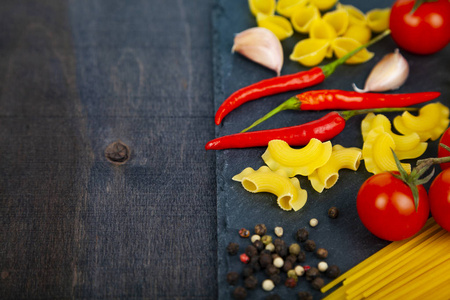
<box><xmin>248</xmin><ymin>0</ymin><xmax>276</xmax><ymax>16</ymax></box>
<box><xmin>363</xmin><ymin>126</ymin><xmax>411</xmax><ymax>174</ymax></box>
<box><xmin>308</xmin><ymin>145</ymin><xmax>362</xmax><ymax>193</ymax></box>
<box><xmin>232</xmin><ymin>166</ymin><xmax>308</xmax><ymax>211</ymax></box>
<box><xmin>290</xmin><ymin>38</ymin><xmax>330</xmax><ymax>67</ymax></box>
<box><xmin>290</xmin><ymin>4</ymin><xmax>321</xmax><ymax>34</ymax></box>
<box><xmin>262</xmin><ymin>139</ymin><xmax>332</xmax><ymax>177</ymax></box>
<box><xmin>257</xmin><ymin>13</ymin><xmax>294</xmax><ymax>40</ymax></box>
<box><xmin>393</xmin><ymin>102</ymin><xmax>450</xmax><ymax>142</ymax></box>
<box><xmin>366</xmin><ymin>8</ymin><xmax>391</xmax><ymax>33</ymax></box>
<box><xmin>276</xmin><ymin>0</ymin><xmax>308</xmax><ymax>18</ymax></box>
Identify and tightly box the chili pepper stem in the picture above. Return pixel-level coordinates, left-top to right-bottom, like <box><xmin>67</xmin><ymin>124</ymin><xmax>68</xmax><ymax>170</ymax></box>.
<box><xmin>321</xmin><ymin>29</ymin><xmax>391</xmax><ymax>78</ymax></box>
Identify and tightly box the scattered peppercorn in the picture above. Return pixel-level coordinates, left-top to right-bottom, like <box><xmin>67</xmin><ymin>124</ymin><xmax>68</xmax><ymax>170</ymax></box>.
<box><xmin>242</xmin><ymin>266</ymin><xmax>253</xmax><ymax>278</ymax></box>
<box><xmin>266</xmin><ymin>294</ymin><xmax>281</xmax><ymax>300</ymax></box>
<box><xmin>297</xmin><ymin>291</ymin><xmax>313</xmax><ymax>300</ymax></box>
<box><xmin>226</xmin><ymin>242</ymin><xmax>239</xmax><ymax>255</ymax></box>
<box><xmin>285</xmin><ymin>254</ymin><xmax>297</xmax><ymax>264</ymax></box>
<box><xmin>287</xmin><ymin>269</ymin><xmax>298</xmax><ymax>281</ymax></box>
<box><xmin>318</xmin><ymin>261</ymin><xmax>328</xmax><ymax>272</ymax></box>
<box><xmin>227</xmin><ymin>271</ymin><xmax>240</xmax><ymax>285</ymax></box>
<box><xmin>309</xmin><ymin>218</ymin><xmax>319</xmax><ymax>227</ymax></box>
<box><xmin>282</xmin><ymin>260</ymin><xmax>293</xmax><ymax>273</ymax></box>
<box><xmin>304</xmin><ymin>240</ymin><xmax>316</xmax><ymax>252</ymax></box>
<box><xmin>265</xmin><ymin>243</ymin><xmax>275</xmax><ymax>252</ymax></box>
<box><xmin>274</xmin><ymin>226</ymin><xmax>283</xmax><ymax>237</ymax></box>
<box><xmin>253</xmin><ymin>240</ymin><xmax>265</xmax><ymax>252</ymax></box>
<box><xmin>273</xmin><ymin>257</ymin><xmax>284</xmax><ymax>269</ymax></box>
<box><xmin>249</xmin><ymin>256</ymin><xmax>261</xmax><ymax>272</ymax></box>
<box><xmin>296</xmin><ymin>228</ymin><xmax>309</xmax><ymax>242</ymax></box>
<box><xmin>251</xmin><ymin>234</ymin><xmax>261</xmax><ymax>243</ymax></box>
<box><xmin>240</xmin><ymin>253</ymin><xmax>250</xmax><ymax>264</ymax></box>
<box><xmin>232</xmin><ymin>286</ymin><xmax>247</xmax><ymax>300</ymax></box>
<box><xmin>311</xmin><ymin>277</ymin><xmax>325</xmax><ymax>290</ymax></box>
<box><xmin>289</xmin><ymin>243</ymin><xmax>301</xmax><ymax>256</ymax></box>
<box><xmin>316</xmin><ymin>248</ymin><xmax>328</xmax><ymax>259</ymax></box>
<box><xmin>244</xmin><ymin>275</ymin><xmax>258</xmax><ymax>289</ymax></box>
<box><xmin>265</xmin><ymin>264</ymin><xmax>280</xmax><ymax>276</ymax></box>
<box><xmin>295</xmin><ymin>265</ymin><xmax>305</xmax><ymax>276</ymax></box>
<box><xmin>270</xmin><ymin>274</ymin><xmax>281</xmax><ymax>285</ymax></box>
<box><xmin>303</xmin><ymin>265</ymin><xmax>311</xmax><ymax>271</ymax></box>
<box><xmin>245</xmin><ymin>245</ymin><xmax>258</xmax><ymax>257</ymax></box>
<box><xmin>305</xmin><ymin>267</ymin><xmax>320</xmax><ymax>281</ymax></box>
<box><xmin>273</xmin><ymin>238</ymin><xmax>285</xmax><ymax>247</ymax></box>
<box><xmin>285</xmin><ymin>277</ymin><xmax>297</xmax><ymax>288</ymax></box>
<box><xmin>328</xmin><ymin>207</ymin><xmax>339</xmax><ymax>219</ymax></box>
<box><xmin>259</xmin><ymin>253</ymin><xmax>273</xmax><ymax>269</ymax></box>
<box><xmin>239</xmin><ymin>228</ymin><xmax>250</xmax><ymax>238</ymax></box>
<box><xmin>255</xmin><ymin>224</ymin><xmax>267</xmax><ymax>236</ymax></box>
<box><xmin>261</xmin><ymin>235</ymin><xmax>273</xmax><ymax>245</ymax></box>
<box><xmin>297</xmin><ymin>251</ymin><xmax>306</xmax><ymax>262</ymax></box>
<box><xmin>275</xmin><ymin>244</ymin><xmax>288</xmax><ymax>257</ymax></box>
<box><xmin>262</xmin><ymin>279</ymin><xmax>275</xmax><ymax>291</ymax></box>
<box><xmin>326</xmin><ymin>265</ymin><xmax>341</xmax><ymax>279</ymax></box>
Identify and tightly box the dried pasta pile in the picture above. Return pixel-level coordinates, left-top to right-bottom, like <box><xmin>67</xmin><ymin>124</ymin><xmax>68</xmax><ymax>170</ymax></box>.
<box><xmin>321</xmin><ymin>218</ymin><xmax>450</xmax><ymax>300</ymax></box>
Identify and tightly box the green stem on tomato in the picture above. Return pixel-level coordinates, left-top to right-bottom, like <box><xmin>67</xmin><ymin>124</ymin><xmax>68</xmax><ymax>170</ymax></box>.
<box><xmin>410</xmin><ymin>0</ymin><xmax>438</xmax><ymax>14</ymax></box>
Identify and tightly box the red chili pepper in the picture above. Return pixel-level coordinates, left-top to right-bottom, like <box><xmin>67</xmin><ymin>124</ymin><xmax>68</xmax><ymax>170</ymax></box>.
<box><xmin>214</xmin><ymin>30</ymin><xmax>391</xmax><ymax>125</ymax></box>
<box><xmin>241</xmin><ymin>90</ymin><xmax>441</xmax><ymax>132</ymax></box>
<box><xmin>205</xmin><ymin>108</ymin><xmax>417</xmax><ymax>150</ymax></box>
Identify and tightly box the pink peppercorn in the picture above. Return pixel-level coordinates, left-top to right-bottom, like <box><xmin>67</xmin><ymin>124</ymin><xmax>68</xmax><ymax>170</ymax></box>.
<box><xmin>240</xmin><ymin>253</ymin><xmax>250</xmax><ymax>264</ymax></box>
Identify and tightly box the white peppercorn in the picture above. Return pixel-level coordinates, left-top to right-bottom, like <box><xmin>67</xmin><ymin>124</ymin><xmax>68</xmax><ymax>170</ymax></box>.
<box><xmin>251</xmin><ymin>234</ymin><xmax>261</xmax><ymax>243</ymax></box>
<box><xmin>274</xmin><ymin>226</ymin><xmax>283</xmax><ymax>237</ymax></box>
<box><xmin>273</xmin><ymin>257</ymin><xmax>284</xmax><ymax>269</ymax></box>
<box><xmin>262</xmin><ymin>279</ymin><xmax>275</xmax><ymax>291</ymax></box>
<box><xmin>318</xmin><ymin>261</ymin><xmax>328</xmax><ymax>272</ymax></box>
<box><xmin>265</xmin><ymin>243</ymin><xmax>275</xmax><ymax>252</ymax></box>
<box><xmin>309</xmin><ymin>218</ymin><xmax>318</xmax><ymax>227</ymax></box>
<box><xmin>295</xmin><ymin>265</ymin><xmax>305</xmax><ymax>276</ymax></box>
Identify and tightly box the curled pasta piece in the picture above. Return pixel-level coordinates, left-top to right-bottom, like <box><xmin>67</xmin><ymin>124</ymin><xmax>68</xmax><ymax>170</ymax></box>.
<box><xmin>290</xmin><ymin>4</ymin><xmax>321</xmax><ymax>33</ymax></box>
<box><xmin>262</xmin><ymin>139</ymin><xmax>332</xmax><ymax>177</ymax></box>
<box><xmin>343</xmin><ymin>24</ymin><xmax>372</xmax><ymax>44</ymax></box>
<box><xmin>393</xmin><ymin>102</ymin><xmax>450</xmax><ymax>141</ymax></box>
<box><xmin>309</xmin><ymin>0</ymin><xmax>338</xmax><ymax>11</ymax></box>
<box><xmin>290</xmin><ymin>38</ymin><xmax>330</xmax><ymax>66</ymax></box>
<box><xmin>366</xmin><ymin>8</ymin><xmax>391</xmax><ymax>33</ymax></box>
<box><xmin>276</xmin><ymin>0</ymin><xmax>308</xmax><ymax>17</ymax></box>
<box><xmin>248</xmin><ymin>0</ymin><xmax>276</xmax><ymax>16</ymax></box>
<box><xmin>257</xmin><ymin>13</ymin><xmax>294</xmax><ymax>40</ymax></box>
<box><xmin>322</xmin><ymin>8</ymin><xmax>349</xmax><ymax>36</ymax></box>
<box><xmin>363</xmin><ymin>126</ymin><xmax>411</xmax><ymax>175</ymax></box>
<box><xmin>337</xmin><ymin>3</ymin><xmax>367</xmax><ymax>26</ymax></box>
<box><xmin>309</xmin><ymin>145</ymin><xmax>362</xmax><ymax>193</ymax></box>
<box><xmin>331</xmin><ymin>37</ymin><xmax>374</xmax><ymax>64</ymax></box>
<box><xmin>232</xmin><ymin>166</ymin><xmax>308</xmax><ymax>211</ymax></box>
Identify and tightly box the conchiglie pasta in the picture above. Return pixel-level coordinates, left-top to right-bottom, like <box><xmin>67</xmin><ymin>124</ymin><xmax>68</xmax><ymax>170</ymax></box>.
<box><xmin>276</xmin><ymin>0</ymin><xmax>308</xmax><ymax>18</ymax></box>
<box><xmin>290</xmin><ymin>4</ymin><xmax>321</xmax><ymax>34</ymax></box>
<box><xmin>331</xmin><ymin>37</ymin><xmax>374</xmax><ymax>64</ymax></box>
<box><xmin>366</xmin><ymin>8</ymin><xmax>391</xmax><ymax>33</ymax></box>
<box><xmin>262</xmin><ymin>139</ymin><xmax>332</xmax><ymax>177</ymax></box>
<box><xmin>363</xmin><ymin>126</ymin><xmax>411</xmax><ymax>175</ymax></box>
<box><xmin>322</xmin><ymin>8</ymin><xmax>349</xmax><ymax>36</ymax></box>
<box><xmin>290</xmin><ymin>38</ymin><xmax>330</xmax><ymax>66</ymax></box>
<box><xmin>257</xmin><ymin>13</ymin><xmax>294</xmax><ymax>40</ymax></box>
<box><xmin>342</xmin><ymin>24</ymin><xmax>372</xmax><ymax>44</ymax></box>
<box><xmin>309</xmin><ymin>18</ymin><xmax>338</xmax><ymax>41</ymax></box>
<box><xmin>309</xmin><ymin>0</ymin><xmax>338</xmax><ymax>11</ymax></box>
<box><xmin>393</xmin><ymin>102</ymin><xmax>450</xmax><ymax>141</ymax></box>
<box><xmin>337</xmin><ymin>3</ymin><xmax>366</xmax><ymax>26</ymax></box>
<box><xmin>308</xmin><ymin>145</ymin><xmax>362</xmax><ymax>193</ymax></box>
<box><xmin>232</xmin><ymin>166</ymin><xmax>308</xmax><ymax>211</ymax></box>
<box><xmin>249</xmin><ymin>0</ymin><xmax>276</xmax><ymax>16</ymax></box>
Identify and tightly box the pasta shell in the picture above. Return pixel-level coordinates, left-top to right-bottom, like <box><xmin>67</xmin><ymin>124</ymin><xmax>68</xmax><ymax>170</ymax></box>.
<box><xmin>331</xmin><ymin>37</ymin><xmax>374</xmax><ymax>64</ymax></box>
<box><xmin>337</xmin><ymin>3</ymin><xmax>366</xmax><ymax>26</ymax></box>
<box><xmin>276</xmin><ymin>0</ymin><xmax>308</xmax><ymax>18</ymax></box>
<box><xmin>322</xmin><ymin>8</ymin><xmax>350</xmax><ymax>36</ymax></box>
<box><xmin>257</xmin><ymin>13</ymin><xmax>294</xmax><ymax>40</ymax></box>
<box><xmin>366</xmin><ymin>8</ymin><xmax>391</xmax><ymax>33</ymax></box>
<box><xmin>248</xmin><ymin>0</ymin><xmax>276</xmax><ymax>16</ymax></box>
<box><xmin>310</xmin><ymin>18</ymin><xmax>338</xmax><ymax>40</ymax></box>
<box><xmin>343</xmin><ymin>24</ymin><xmax>372</xmax><ymax>44</ymax></box>
<box><xmin>290</xmin><ymin>38</ymin><xmax>330</xmax><ymax>67</ymax></box>
<box><xmin>309</xmin><ymin>0</ymin><xmax>338</xmax><ymax>11</ymax></box>
<box><xmin>290</xmin><ymin>4</ymin><xmax>321</xmax><ymax>34</ymax></box>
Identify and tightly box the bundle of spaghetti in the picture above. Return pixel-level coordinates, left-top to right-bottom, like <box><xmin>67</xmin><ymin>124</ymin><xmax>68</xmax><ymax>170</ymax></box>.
<box><xmin>321</xmin><ymin>218</ymin><xmax>450</xmax><ymax>300</ymax></box>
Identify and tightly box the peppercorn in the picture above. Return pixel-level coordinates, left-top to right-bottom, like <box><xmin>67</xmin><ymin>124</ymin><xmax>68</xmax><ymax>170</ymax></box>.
<box><xmin>249</xmin><ymin>256</ymin><xmax>261</xmax><ymax>272</ymax></box>
<box><xmin>259</xmin><ymin>253</ymin><xmax>273</xmax><ymax>269</ymax></box>
<box><xmin>297</xmin><ymin>251</ymin><xmax>306</xmax><ymax>263</ymax></box>
<box><xmin>304</xmin><ymin>239</ymin><xmax>316</xmax><ymax>252</ymax></box>
<box><xmin>262</xmin><ymin>279</ymin><xmax>275</xmax><ymax>291</ymax></box>
<box><xmin>240</xmin><ymin>253</ymin><xmax>250</xmax><ymax>264</ymax></box>
<box><xmin>261</xmin><ymin>235</ymin><xmax>273</xmax><ymax>245</ymax></box>
<box><xmin>239</xmin><ymin>228</ymin><xmax>250</xmax><ymax>238</ymax></box>
<box><xmin>232</xmin><ymin>286</ymin><xmax>247</xmax><ymax>300</ymax></box>
<box><xmin>327</xmin><ymin>265</ymin><xmax>341</xmax><ymax>279</ymax></box>
<box><xmin>282</xmin><ymin>259</ymin><xmax>293</xmax><ymax>273</ymax></box>
<box><xmin>245</xmin><ymin>245</ymin><xmax>258</xmax><ymax>257</ymax></box>
<box><xmin>255</xmin><ymin>223</ymin><xmax>267</xmax><ymax>236</ymax></box>
<box><xmin>305</xmin><ymin>267</ymin><xmax>320</xmax><ymax>281</ymax></box>
<box><xmin>275</xmin><ymin>244</ymin><xmax>288</xmax><ymax>257</ymax></box>
<box><xmin>273</xmin><ymin>238</ymin><xmax>285</xmax><ymax>247</ymax></box>
<box><xmin>295</xmin><ymin>265</ymin><xmax>305</xmax><ymax>276</ymax></box>
<box><xmin>311</xmin><ymin>277</ymin><xmax>325</xmax><ymax>290</ymax></box>
<box><xmin>253</xmin><ymin>240</ymin><xmax>265</xmax><ymax>252</ymax></box>
<box><xmin>265</xmin><ymin>264</ymin><xmax>280</xmax><ymax>276</ymax></box>
<box><xmin>285</xmin><ymin>254</ymin><xmax>297</xmax><ymax>264</ymax></box>
<box><xmin>244</xmin><ymin>275</ymin><xmax>258</xmax><ymax>290</ymax></box>
<box><xmin>226</xmin><ymin>271</ymin><xmax>240</xmax><ymax>285</ymax></box>
<box><xmin>318</xmin><ymin>261</ymin><xmax>328</xmax><ymax>272</ymax></box>
<box><xmin>287</xmin><ymin>269</ymin><xmax>298</xmax><ymax>281</ymax></box>
<box><xmin>266</xmin><ymin>294</ymin><xmax>281</xmax><ymax>300</ymax></box>
<box><xmin>309</xmin><ymin>218</ymin><xmax>318</xmax><ymax>227</ymax></box>
<box><xmin>273</xmin><ymin>257</ymin><xmax>284</xmax><ymax>269</ymax></box>
<box><xmin>297</xmin><ymin>291</ymin><xmax>313</xmax><ymax>300</ymax></box>
<box><xmin>328</xmin><ymin>206</ymin><xmax>339</xmax><ymax>219</ymax></box>
<box><xmin>270</xmin><ymin>274</ymin><xmax>281</xmax><ymax>285</ymax></box>
<box><xmin>296</xmin><ymin>228</ymin><xmax>309</xmax><ymax>242</ymax></box>
<box><xmin>274</xmin><ymin>226</ymin><xmax>283</xmax><ymax>237</ymax></box>
<box><xmin>242</xmin><ymin>266</ymin><xmax>253</xmax><ymax>278</ymax></box>
<box><xmin>285</xmin><ymin>277</ymin><xmax>297</xmax><ymax>288</ymax></box>
<box><xmin>289</xmin><ymin>243</ymin><xmax>301</xmax><ymax>256</ymax></box>
<box><xmin>265</xmin><ymin>243</ymin><xmax>275</xmax><ymax>252</ymax></box>
<box><xmin>303</xmin><ymin>265</ymin><xmax>311</xmax><ymax>271</ymax></box>
<box><xmin>226</xmin><ymin>242</ymin><xmax>239</xmax><ymax>255</ymax></box>
<box><xmin>250</xmin><ymin>234</ymin><xmax>261</xmax><ymax>243</ymax></box>
<box><xmin>316</xmin><ymin>248</ymin><xmax>328</xmax><ymax>259</ymax></box>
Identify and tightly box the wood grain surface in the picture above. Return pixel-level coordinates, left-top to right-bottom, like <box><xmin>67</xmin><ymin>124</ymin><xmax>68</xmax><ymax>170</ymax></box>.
<box><xmin>0</xmin><ymin>0</ymin><xmax>217</xmax><ymax>298</ymax></box>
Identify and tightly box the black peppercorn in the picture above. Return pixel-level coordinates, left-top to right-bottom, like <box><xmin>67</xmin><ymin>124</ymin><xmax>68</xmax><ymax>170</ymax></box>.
<box><xmin>316</xmin><ymin>248</ymin><xmax>328</xmax><ymax>259</ymax></box>
<box><xmin>326</xmin><ymin>265</ymin><xmax>341</xmax><ymax>278</ymax></box>
<box><xmin>311</xmin><ymin>277</ymin><xmax>325</xmax><ymax>290</ymax></box>
<box><xmin>253</xmin><ymin>239</ymin><xmax>265</xmax><ymax>252</ymax></box>
<box><xmin>259</xmin><ymin>253</ymin><xmax>273</xmax><ymax>269</ymax></box>
<box><xmin>286</xmin><ymin>254</ymin><xmax>297</xmax><ymax>264</ymax></box>
<box><xmin>275</xmin><ymin>244</ymin><xmax>288</xmax><ymax>257</ymax></box>
<box><xmin>270</xmin><ymin>274</ymin><xmax>281</xmax><ymax>285</ymax></box>
<box><xmin>305</xmin><ymin>267</ymin><xmax>320</xmax><ymax>281</ymax></box>
<box><xmin>297</xmin><ymin>291</ymin><xmax>313</xmax><ymax>300</ymax></box>
<box><xmin>255</xmin><ymin>223</ymin><xmax>267</xmax><ymax>236</ymax></box>
<box><xmin>285</xmin><ymin>277</ymin><xmax>297</xmax><ymax>288</ymax></box>
<box><xmin>273</xmin><ymin>238</ymin><xmax>285</xmax><ymax>247</ymax></box>
<box><xmin>265</xmin><ymin>264</ymin><xmax>280</xmax><ymax>276</ymax></box>
<box><xmin>226</xmin><ymin>272</ymin><xmax>240</xmax><ymax>285</ymax></box>
<box><xmin>242</xmin><ymin>266</ymin><xmax>253</xmax><ymax>278</ymax></box>
<box><xmin>226</xmin><ymin>242</ymin><xmax>239</xmax><ymax>255</ymax></box>
<box><xmin>328</xmin><ymin>207</ymin><xmax>339</xmax><ymax>219</ymax></box>
<box><xmin>297</xmin><ymin>251</ymin><xmax>306</xmax><ymax>263</ymax></box>
<box><xmin>282</xmin><ymin>259</ymin><xmax>293</xmax><ymax>273</ymax></box>
<box><xmin>232</xmin><ymin>286</ymin><xmax>247</xmax><ymax>300</ymax></box>
<box><xmin>304</xmin><ymin>239</ymin><xmax>316</xmax><ymax>252</ymax></box>
<box><xmin>245</xmin><ymin>245</ymin><xmax>258</xmax><ymax>257</ymax></box>
<box><xmin>296</xmin><ymin>228</ymin><xmax>309</xmax><ymax>242</ymax></box>
<box><xmin>266</xmin><ymin>294</ymin><xmax>281</xmax><ymax>300</ymax></box>
<box><xmin>244</xmin><ymin>275</ymin><xmax>258</xmax><ymax>290</ymax></box>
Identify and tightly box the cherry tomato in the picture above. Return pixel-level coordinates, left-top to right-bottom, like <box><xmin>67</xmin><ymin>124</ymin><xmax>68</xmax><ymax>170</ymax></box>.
<box><xmin>357</xmin><ymin>172</ymin><xmax>429</xmax><ymax>241</ymax></box>
<box><xmin>389</xmin><ymin>0</ymin><xmax>450</xmax><ymax>55</ymax></box>
<box><xmin>428</xmin><ymin>168</ymin><xmax>450</xmax><ymax>231</ymax></box>
<box><xmin>438</xmin><ymin>126</ymin><xmax>450</xmax><ymax>170</ymax></box>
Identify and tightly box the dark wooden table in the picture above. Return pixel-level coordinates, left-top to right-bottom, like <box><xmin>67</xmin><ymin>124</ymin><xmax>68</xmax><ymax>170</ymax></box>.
<box><xmin>0</xmin><ymin>0</ymin><xmax>218</xmax><ymax>298</ymax></box>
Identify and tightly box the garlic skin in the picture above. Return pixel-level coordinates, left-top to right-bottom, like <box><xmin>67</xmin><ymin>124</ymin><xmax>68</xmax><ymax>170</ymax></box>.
<box><xmin>353</xmin><ymin>49</ymin><xmax>409</xmax><ymax>93</ymax></box>
<box><xmin>232</xmin><ymin>27</ymin><xmax>284</xmax><ymax>76</ymax></box>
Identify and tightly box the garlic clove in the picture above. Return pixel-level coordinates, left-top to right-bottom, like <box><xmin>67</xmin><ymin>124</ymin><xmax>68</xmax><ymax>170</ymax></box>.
<box><xmin>353</xmin><ymin>49</ymin><xmax>409</xmax><ymax>93</ymax></box>
<box><xmin>232</xmin><ymin>27</ymin><xmax>284</xmax><ymax>76</ymax></box>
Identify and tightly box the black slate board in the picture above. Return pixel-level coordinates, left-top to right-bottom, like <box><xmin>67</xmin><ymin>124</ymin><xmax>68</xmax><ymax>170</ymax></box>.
<box><xmin>213</xmin><ymin>1</ymin><xmax>450</xmax><ymax>299</ymax></box>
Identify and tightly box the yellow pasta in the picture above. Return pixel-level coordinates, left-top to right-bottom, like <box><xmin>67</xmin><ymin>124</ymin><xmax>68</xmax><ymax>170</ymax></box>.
<box><xmin>309</xmin><ymin>18</ymin><xmax>337</xmax><ymax>58</ymax></box>
<box><xmin>256</xmin><ymin>13</ymin><xmax>294</xmax><ymax>40</ymax></box>
<box><xmin>262</xmin><ymin>139</ymin><xmax>332</xmax><ymax>177</ymax></box>
<box><xmin>393</xmin><ymin>102</ymin><xmax>450</xmax><ymax>141</ymax></box>
<box><xmin>322</xmin><ymin>8</ymin><xmax>350</xmax><ymax>36</ymax></box>
<box><xmin>290</xmin><ymin>4</ymin><xmax>321</xmax><ymax>33</ymax></box>
<box><xmin>248</xmin><ymin>0</ymin><xmax>276</xmax><ymax>16</ymax></box>
<box><xmin>366</xmin><ymin>7</ymin><xmax>391</xmax><ymax>33</ymax></box>
<box><xmin>337</xmin><ymin>3</ymin><xmax>366</xmax><ymax>26</ymax></box>
<box><xmin>232</xmin><ymin>166</ymin><xmax>308</xmax><ymax>211</ymax></box>
<box><xmin>308</xmin><ymin>145</ymin><xmax>362</xmax><ymax>193</ymax></box>
<box><xmin>331</xmin><ymin>37</ymin><xmax>374</xmax><ymax>64</ymax></box>
<box><xmin>362</xmin><ymin>126</ymin><xmax>411</xmax><ymax>174</ymax></box>
<box><xmin>309</xmin><ymin>0</ymin><xmax>338</xmax><ymax>11</ymax></box>
<box><xmin>342</xmin><ymin>24</ymin><xmax>372</xmax><ymax>44</ymax></box>
<box><xmin>290</xmin><ymin>38</ymin><xmax>330</xmax><ymax>67</ymax></box>
<box><xmin>276</xmin><ymin>0</ymin><xmax>308</xmax><ymax>18</ymax></box>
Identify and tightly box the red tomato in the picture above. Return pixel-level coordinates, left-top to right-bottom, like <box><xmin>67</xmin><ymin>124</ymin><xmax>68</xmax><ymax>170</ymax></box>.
<box><xmin>389</xmin><ymin>0</ymin><xmax>450</xmax><ymax>55</ymax></box>
<box><xmin>428</xmin><ymin>168</ymin><xmax>450</xmax><ymax>231</ymax></box>
<box><xmin>357</xmin><ymin>172</ymin><xmax>430</xmax><ymax>241</ymax></box>
<box><xmin>438</xmin><ymin>126</ymin><xmax>450</xmax><ymax>170</ymax></box>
